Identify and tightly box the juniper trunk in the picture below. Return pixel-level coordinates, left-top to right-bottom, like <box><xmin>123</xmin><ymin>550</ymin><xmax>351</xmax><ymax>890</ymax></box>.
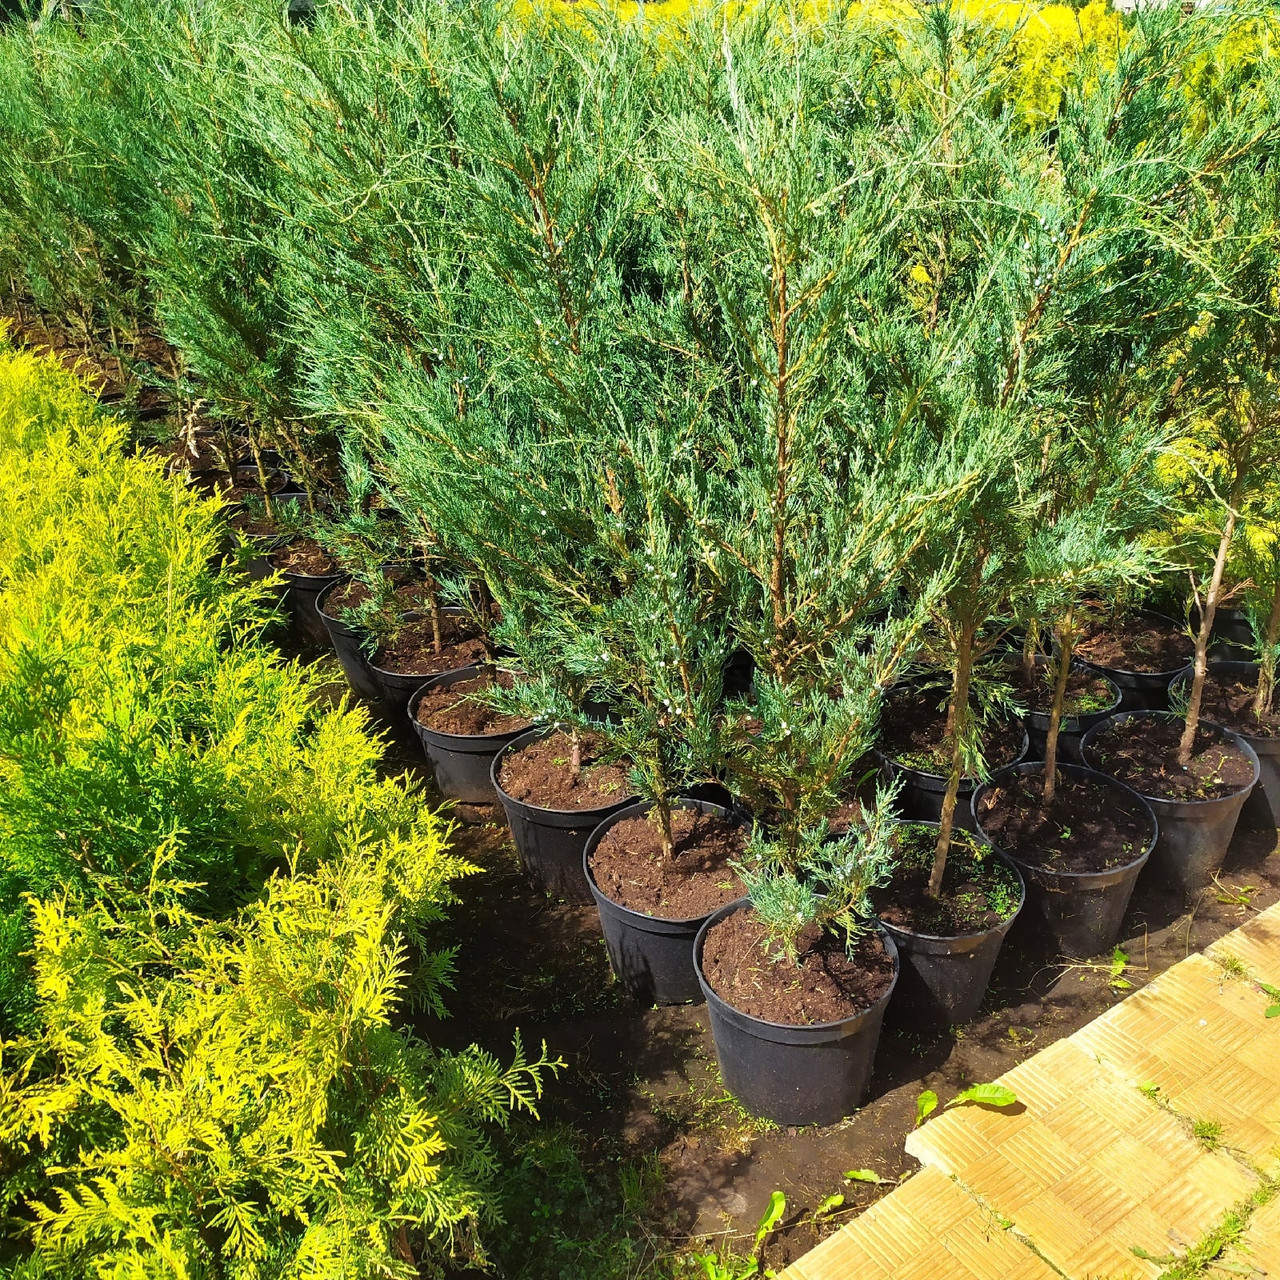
<box><xmin>1254</xmin><ymin>575</ymin><xmax>1280</xmax><ymax>719</ymax></box>
<box><xmin>1042</xmin><ymin>623</ymin><xmax>1074</xmax><ymax>805</ymax></box>
<box><xmin>929</xmin><ymin>625</ymin><xmax>975</xmax><ymax>898</ymax></box>
<box><xmin>654</xmin><ymin>795</ymin><xmax>675</xmax><ymax>861</ymax></box>
<box><xmin>1179</xmin><ymin>509</ymin><xmax>1237</xmax><ymax>766</ymax></box>
<box><xmin>1021</xmin><ymin>622</ymin><xmax>1039</xmax><ymax>688</ymax></box>
<box><xmin>247</xmin><ymin>432</ymin><xmax>275</xmax><ymax>522</ymax></box>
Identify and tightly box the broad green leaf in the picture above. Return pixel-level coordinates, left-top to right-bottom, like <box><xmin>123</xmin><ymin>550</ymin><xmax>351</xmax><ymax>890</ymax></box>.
<box><xmin>949</xmin><ymin>1083</ymin><xmax>1019</xmax><ymax>1110</ymax></box>
<box><xmin>812</xmin><ymin>1194</ymin><xmax>844</xmax><ymax>1220</ymax></box>
<box><xmin>752</xmin><ymin>1190</ymin><xmax>787</xmax><ymax>1252</ymax></box>
<box><xmin>844</xmin><ymin>1169</ymin><xmax>884</xmax><ymax>1184</ymax></box>
<box><xmin>1266</xmin><ymin>1004</ymin><xmax>1280</xmax><ymax>1019</ymax></box>
<box><xmin>915</xmin><ymin>1090</ymin><xmax>938</xmax><ymax>1127</ymax></box>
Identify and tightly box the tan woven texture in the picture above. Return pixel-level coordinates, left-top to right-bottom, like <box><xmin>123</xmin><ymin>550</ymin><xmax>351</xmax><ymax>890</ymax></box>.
<box><xmin>778</xmin><ymin>902</ymin><xmax>1280</xmax><ymax>1280</ymax></box>
<box><xmin>779</xmin><ymin>1165</ymin><xmax>1057</xmax><ymax>1280</ymax></box>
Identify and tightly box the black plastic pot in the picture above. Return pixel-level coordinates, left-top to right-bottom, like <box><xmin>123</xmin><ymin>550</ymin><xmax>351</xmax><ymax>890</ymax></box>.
<box><xmin>876</xmin><ymin>727</ymin><xmax>1029</xmax><ymax>831</ymax></box>
<box><xmin>368</xmin><ymin>606</ymin><xmax>468</xmax><ymax>714</ymax></box>
<box><xmin>972</xmin><ymin>763</ymin><xmax>1156</xmax><ymax>958</ymax></box>
<box><xmin>1013</xmin><ymin>656</ymin><xmax>1121</xmax><ymax>764</ymax></box>
<box><xmin>584</xmin><ymin>799</ymin><xmax>741</xmax><ymax>1006</ymax></box>
<box><xmin>1081</xmin><ymin>710</ymin><xmax>1259</xmax><ymax>895</ymax></box>
<box><xmin>694</xmin><ymin>899</ymin><xmax>898</xmax><ymax>1126</ymax></box>
<box><xmin>277</xmin><ymin>558</ymin><xmax>344</xmax><ymax>648</ymax></box>
<box><xmin>492</xmin><ymin>728</ymin><xmax>638</xmax><ymax>904</ymax></box>
<box><xmin>1074</xmin><ymin>610</ymin><xmax>1190</xmax><ymax>712</ymax></box>
<box><xmin>1169</xmin><ymin>661</ymin><xmax>1280</xmax><ymax>830</ymax></box>
<box><xmin>409</xmin><ymin>666</ymin><xmax>529</xmax><ymax>804</ymax></box>
<box><xmin>315</xmin><ymin>579</ymin><xmax>382</xmax><ymax>700</ymax></box>
<box><xmin>875</xmin><ymin>825</ymin><xmax>1023</xmax><ymax>1025</ymax></box>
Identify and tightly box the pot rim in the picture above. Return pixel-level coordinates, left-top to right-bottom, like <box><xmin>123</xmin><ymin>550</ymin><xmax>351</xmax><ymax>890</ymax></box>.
<box><xmin>694</xmin><ymin>897</ymin><xmax>899</xmax><ymax>1033</ymax></box>
<box><xmin>315</xmin><ymin>575</ymin><xmax>357</xmax><ymax>623</ymax></box>
<box><xmin>408</xmin><ymin>663</ymin><xmax>535</xmax><ymax>747</ymax></box>
<box><xmin>491</xmin><ymin>725</ymin><xmax>640</xmax><ymax>818</ymax></box>
<box><xmin>1080</xmin><ymin>709</ymin><xmax>1261</xmax><ymax>802</ymax></box>
<box><xmin>1072</xmin><ymin>608</ymin><xmax>1195</xmax><ymax>680</ymax></box>
<box><xmin>874</xmin><ymin>820</ymin><xmax>1026</xmax><ymax>944</ymax></box>
<box><xmin>875</xmin><ymin>725</ymin><xmax>1030</xmax><ymax>787</ymax></box>
<box><xmin>971</xmin><ymin>761</ymin><xmax>1157</xmax><ymax>881</ymax></box>
<box><xmin>1006</xmin><ymin>654</ymin><xmax>1122</xmax><ymax>728</ymax></box>
<box><xmin>583</xmin><ymin>797</ymin><xmax>745</xmax><ymax>926</ymax></box>
<box><xmin>1167</xmin><ymin>661</ymin><xmax>1280</xmax><ymax>747</ymax></box>
<box><xmin>367</xmin><ymin>604</ymin><xmax>472</xmax><ymax>678</ymax></box>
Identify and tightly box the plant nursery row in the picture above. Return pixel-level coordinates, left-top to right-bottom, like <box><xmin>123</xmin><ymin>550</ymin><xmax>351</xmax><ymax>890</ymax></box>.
<box><xmin>4</xmin><ymin>0</ymin><xmax>1280</xmax><ymax>1274</ymax></box>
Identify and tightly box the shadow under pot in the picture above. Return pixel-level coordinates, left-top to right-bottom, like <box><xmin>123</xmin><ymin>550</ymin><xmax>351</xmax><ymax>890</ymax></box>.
<box><xmin>870</xmin><ymin>823</ymin><xmax>1023</xmax><ymax>1026</ymax></box>
<box><xmin>270</xmin><ymin>539</ymin><xmax>344</xmax><ymax>647</ymax></box>
<box><xmin>694</xmin><ymin>898</ymin><xmax>899</xmax><ymax>1127</ymax></box>
<box><xmin>408</xmin><ymin>665</ymin><xmax>532</xmax><ymax>804</ymax></box>
<box><xmin>492</xmin><ymin>727</ymin><xmax>638</xmax><ymax>905</ymax></box>
<box><xmin>875</xmin><ymin>688</ymin><xmax>1029</xmax><ymax>831</ymax></box>
<box><xmin>972</xmin><ymin>762</ymin><xmax>1156</xmax><ymax>959</ymax></box>
<box><xmin>1010</xmin><ymin>655</ymin><xmax>1121</xmax><ymax>765</ymax></box>
<box><xmin>584</xmin><ymin>798</ymin><xmax>747</xmax><ymax>1006</ymax></box>
<box><xmin>367</xmin><ymin>606</ymin><xmax>488</xmax><ymax>715</ymax></box>
<box><xmin>1168</xmin><ymin>661</ymin><xmax>1280</xmax><ymax>831</ymax></box>
<box><xmin>1081</xmin><ymin>710</ymin><xmax>1259</xmax><ymax>895</ymax></box>
<box><xmin>314</xmin><ymin>578</ymin><xmax>381</xmax><ymax>700</ymax></box>
<box><xmin>1072</xmin><ymin>610</ymin><xmax>1194</xmax><ymax>712</ymax></box>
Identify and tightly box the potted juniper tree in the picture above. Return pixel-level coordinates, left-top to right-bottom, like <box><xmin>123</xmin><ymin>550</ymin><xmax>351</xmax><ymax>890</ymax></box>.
<box><xmin>645</xmin><ymin>11</ymin><xmax>973</xmax><ymax>1120</ymax></box>
<box><xmin>974</xmin><ymin>499</ymin><xmax>1162</xmax><ymax>957</ymax></box>
<box><xmin>1084</xmin><ymin>160</ymin><xmax>1280</xmax><ymax>891</ymax></box>
<box><xmin>1171</xmin><ymin>519</ymin><xmax>1280</xmax><ymax>828</ymax></box>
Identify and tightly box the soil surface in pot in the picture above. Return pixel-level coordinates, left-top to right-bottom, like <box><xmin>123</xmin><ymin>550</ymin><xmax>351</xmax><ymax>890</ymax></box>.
<box><xmin>701</xmin><ymin>909</ymin><xmax>895</xmax><ymax>1025</ymax></box>
<box><xmin>322</xmin><ymin>576</ymin><xmax>433</xmax><ymax>619</ymax></box>
<box><xmin>976</xmin><ymin>771</ymin><xmax>1150</xmax><ymax>873</ymax></box>
<box><xmin>271</xmin><ymin>537</ymin><xmax>337</xmax><ymax>577</ymax></box>
<box><xmin>228</xmin><ymin>495</ymin><xmax>297</xmax><ymax>539</ymax></box>
<box><xmin>373</xmin><ymin>615</ymin><xmax>488</xmax><ymax>676</ymax></box>
<box><xmin>1075</xmin><ymin>613</ymin><xmax>1192</xmax><ymax>672</ymax></box>
<box><xmin>880</xmin><ymin>687</ymin><xmax>1023</xmax><ymax>776</ymax></box>
<box><xmin>871</xmin><ymin>823</ymin><xmax>1021</xmax><ymax>935</ymax></box>
<box><xmin>1189</xmin><ymin>671</ymin><xmax>1280</xmax><ymax>740</ymax></box>
<box><xmin>1088</xmin><ymin>716</ymin><xmax>1255</xmax><ymax>801</ymax></box>
<box><xmin>1011</xmin><ymin>664</ymin><xmax>1115</xmax><ymax>719</ymax></box>
<box><xmin>416</xmin><ymin>669</ymin><xmax>531</xmax><ymax>737</ymax></box>
<box><xmin>589</xmin><ymin>808</ymin><xmax>746</xmax><ymax>919</ymax></box>
<box><xmin>498</xmin><ymin>730</ymin><xmax>633</xmax><ymax>810</ymax></box>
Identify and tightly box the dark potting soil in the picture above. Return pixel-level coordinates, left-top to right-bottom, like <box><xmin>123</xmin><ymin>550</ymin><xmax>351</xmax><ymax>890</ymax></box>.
<box><xmin>373</xmin><ymin>617</ymin><xmax>488</xmax><ymax>676</ymax></box>
<box><xmin>975</xmin><ymin>771</ymin><xmax>1151</xmax><ymax>873</ymax></box>
<box><xmin>1076</xmin><ymin>613</ymin><xmax>1192</xmax><ymax>673</ymax></box>
<box><xmin>230</xmin><ymin>509</ymin><xmax>283</xmax><ymax>540</ymax></box>
<box><xmin>879</xmin><ymin>687</ymin><xmax>1024</xmax><ymax>776</ymax></box>
<box><xmin>701</xmin><ymin>909</ymin><xmax>896</xmax><ymax>1025</ymax></box>
<box><xmin>1088</xmin><ymin>716</ymin><xmax>1255</xmax><ymax>802</ymax></box>
<box><xmin>415</xmin><ymin>670</ymin><xmax>531</xmax><ymax>737</ymax></box>
<box><xmin>1194</xmin><ymin>672</ymin><xmax>1280</xmax><ymax>740</ymax></box>
<box><xmin>1012</xmin><ymin>664</ymin><xmax>1115</xmax><ymax>719</ymax></box>
<box><xmin>321</xmin><ymin>577</ymin><xmax>433</xmax><ymax>619</ymax></box>
<box><xmin>589</xmin><ymin>808</ymin><xmax>746</xmax><ymax>919</ymax></box>
<box><xmin>871</xmin><ymin>823</ymin><xmax>1021</xmax><ymax>936</ymax></box>
<box><xmin>271</xmin><ymin>537</ymin><xmax>337</xmax><ymax>577</ymax></box>
<box><xmin>828</xmin><ymin>799</ymin><xmax>867</xmax><ymax>837</ymax></box>
<box><xmin>498</xmin><ymin>730</ymin><xmax>634</xmax><ymax>811</ymax></box>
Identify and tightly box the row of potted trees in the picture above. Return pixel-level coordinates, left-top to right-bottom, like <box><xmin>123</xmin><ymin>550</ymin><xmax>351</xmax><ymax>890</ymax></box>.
<box><xmin>194</xmin><ymin>14</ymin><xmax>1280</xmax><ymax>1128</ymax></box>
<box><xmin>223</xmin><ymin>484</ymin><xmax>1274</xmax><ymax>1127</ymax></box>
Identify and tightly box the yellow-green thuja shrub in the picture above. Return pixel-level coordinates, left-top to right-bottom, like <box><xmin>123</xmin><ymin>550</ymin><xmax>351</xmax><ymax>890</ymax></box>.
<box><xmin>0</xmin><ymin>338</ymin><xmax>444</xmax><ymax>1013</ymax></box>
<box><xmin>0</xmin><ymin>840</ymin><xmax>551</xmax><ymax>1280</ymax></box>
<box><xmin>0</xmin><ymin>343</ymin><xmax>555</xmax><ymax>1275</ymax></box>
